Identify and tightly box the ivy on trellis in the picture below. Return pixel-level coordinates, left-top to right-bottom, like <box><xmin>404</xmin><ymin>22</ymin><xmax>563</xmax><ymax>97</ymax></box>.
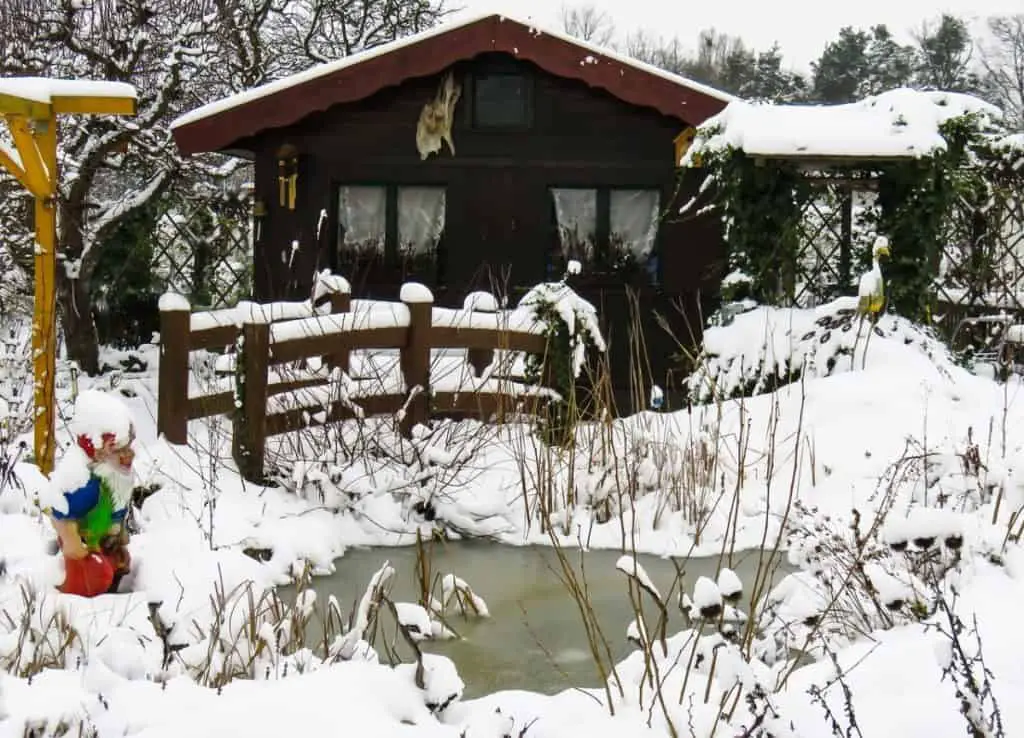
<box><xmin>699</xmin><ymin>146</ymin><xmax>813</xmax><ymax>305</ymax></box>
<box><xmin>690</xmin><ymin>110</ymin><xmax>1008</xmax><ymax>327</ymax></box>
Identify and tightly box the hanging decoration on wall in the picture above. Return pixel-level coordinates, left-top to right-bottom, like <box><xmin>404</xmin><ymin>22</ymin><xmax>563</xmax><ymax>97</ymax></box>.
<box><xmin>276</xmin><ymin>144</ymin><xmax>299</xmax><ymax>210</ymax></box>
<box><xmin>674</xmin><ymin>127</ymin><xmax>700</xmax><ymax>167</ymax></box>
<box><xmin>416</xmin><ymin>70</ymin><xmax>461</xmax><ymax>161</ymax></box>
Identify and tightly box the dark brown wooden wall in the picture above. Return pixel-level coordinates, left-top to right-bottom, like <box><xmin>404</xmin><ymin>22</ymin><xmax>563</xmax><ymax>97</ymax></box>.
<box><xmin>244</xmin><ymin>54</ymin><xmax>724</xmax><ymax>408</ymax></box>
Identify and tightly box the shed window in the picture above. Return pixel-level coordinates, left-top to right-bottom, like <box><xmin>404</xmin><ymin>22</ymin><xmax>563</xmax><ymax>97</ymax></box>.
<box><xmin>610</xmin><ymin>189</ymin><xmax>660</xmax><ymax>263</ymax></box>
<box><xmin>551</xmin><ymin>188</ymin><xmax>597</xmax><ymax>263</ymax></box>
<box><xmin>473</xmin><ymin>72</ymin><xmax>530</xmax><ymax>128</ymax></box>
<box><xmin>338</xmin><ymin>185</ymin><xmax>386</xmax><ymax>257</ymax></box>
<box><xmin>549</xmin><ymin>187</ymin><xmax>661</xmax><ymax>281</ymax></box>
<box><xmin>398</xmin><ymin>187</ymin><xmax>446</xmax><ymax>257</ymax></box>
<box><xmin>337</xmin><ymin>184</ymin><xmax>447</xmax><ymax>278</ymax></box>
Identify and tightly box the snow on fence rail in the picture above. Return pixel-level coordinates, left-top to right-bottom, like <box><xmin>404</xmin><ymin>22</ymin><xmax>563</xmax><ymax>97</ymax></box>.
<box><xmin>157</xmin><ymin>279</ymin><xmax>555</xmax><ymax>482</ymax></box>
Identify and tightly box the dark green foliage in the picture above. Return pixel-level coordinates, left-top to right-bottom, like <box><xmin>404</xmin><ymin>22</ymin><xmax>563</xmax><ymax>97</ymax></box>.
<box><xmin>92</xmin><ymin>199</ymin><xmax>161</xmax><ymax>348</ymax></box>
<box><xmin>874</xmin><ymin>114</ymin><xmax>985</xmax><ymax>323</ymax></box>
<box><xmin>523</xmin><ymin>300</ymin><xmax>579</xmax><ymax>448</ymax></box>
<box><xmin>701</xmin><ymin>147</ymin><xmax>812</xmax><ymax>305</ymax></box>
<box><xmin>691</xmin><ymin>106</ymin><xmax>1002</xmax><ymax>327</ymax></box>
<box><xmin>810</xmin><ymin>25</ymin><xmax>917</xmax><ymax>104</ymax></box>
<box><xmin>811</xmin><ymin>27</ymin><xmax>871</xmax><ymax>103</ymax></box>
<box><xmin>914</xmin><ymin>14</ymin><xmax>981</xmax><ymax>93</ymax></box>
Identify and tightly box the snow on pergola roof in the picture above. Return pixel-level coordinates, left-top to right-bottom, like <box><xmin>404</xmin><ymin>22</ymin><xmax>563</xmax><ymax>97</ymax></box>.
<box><xmin>682</xmin><ymin>88</ymin><xmax>1003</xmax><ymax>165</ymax></box>
<box><xmin>170</xmin><ymin>12</ymin><xmax>735</xmax><ymax>157</ymax></box>
<box><xmin>0</xmin><ymin>77</ymin><xmax>136</xmax><ymax>117</ymax></box>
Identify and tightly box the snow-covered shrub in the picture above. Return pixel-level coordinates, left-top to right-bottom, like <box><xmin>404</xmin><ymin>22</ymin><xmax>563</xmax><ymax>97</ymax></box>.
<box><xmin>687</xmin><ymin>297</ymin><xmax>954</xmax><ymax>402</ymax></box>
<box><xmin>611</xmin><ymin>563</ymin><xmax>795</xmax><ymax>738</ymax></box>
<box><xmin>518</xmin><ymin>277</ymin><xmax>605</xmax><ymax>445</ymax></box>
<box><xmin>0</xmin><ymin>581</ymin><xmax>81</xmax><ymax>679</ymax></box>
<box><xmin>271</xmin><ymin>416</ymin><xmax>503</xmax><ymax>539</ymax></box>
<box><xmin>905</xmin><ymin>430</ymin><xmax>1010</xmax><ymax>514</ymax></box>
<box><xmin>760</xmin><ymin>484</ymin><xmax>983</xmax><ymax>667</ymax></box>
<box><xmin>160</xmin><ymin>558</ymin><xmax>468</xmax><ymax>714</ymax></box>
<box><xmin>505</xmin><ymin>401</ymin><xmax>728</xmax><ymax>540</ymax></box>
<box><xmin>757</xmin><ymin>501</ymin><xmax>933</xmax><ymax>664</ymax></box>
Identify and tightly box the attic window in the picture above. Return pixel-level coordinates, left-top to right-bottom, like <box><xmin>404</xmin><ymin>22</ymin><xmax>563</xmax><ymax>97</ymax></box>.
<box><xmin>472</xmin><ymin>69</ymin><xmax>531</xmax><ymax>128</ymax></box>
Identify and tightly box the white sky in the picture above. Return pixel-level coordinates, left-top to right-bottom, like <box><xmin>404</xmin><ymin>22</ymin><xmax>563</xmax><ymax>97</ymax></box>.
<box><xmin>453</xmin><ymin>0</ymin><xmax>1023</xmax><ymax>72</ymax></box>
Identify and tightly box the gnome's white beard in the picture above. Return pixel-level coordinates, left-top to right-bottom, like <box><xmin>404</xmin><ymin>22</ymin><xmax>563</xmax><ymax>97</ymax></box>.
<box><xmin>93</xmin><ymin>460</ymin><xmax>135</xmax><ymax>512</ymax></box>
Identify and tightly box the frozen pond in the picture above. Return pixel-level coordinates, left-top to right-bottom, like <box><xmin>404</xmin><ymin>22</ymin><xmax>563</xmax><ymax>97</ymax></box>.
<box><xmin>288</xmin><ymin>541</ymin><xmax>791</xmax><ymax>697</ymax></box>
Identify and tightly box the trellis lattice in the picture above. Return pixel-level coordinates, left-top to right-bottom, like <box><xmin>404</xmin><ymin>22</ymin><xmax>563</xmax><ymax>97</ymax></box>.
<box><xmin>791</xmin><ymin>183</ymin><xmax>878</xmax><ymax>308</ymax></box>
<box><xmin>935</xmin><ymin>185</ymin><xmax>1024</xmax><ymax>333</ymax></box>
<box><xmin>150</xmin><ymin>189</ymin><xmax>253</xmax><ymax>309</ymax></box>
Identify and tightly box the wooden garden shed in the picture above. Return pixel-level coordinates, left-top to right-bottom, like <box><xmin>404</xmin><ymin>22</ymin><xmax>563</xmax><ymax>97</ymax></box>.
<box><xmin>170</xmin><ymin>13</ymin><xmax>733</xmax><ymax>409</ymax></box>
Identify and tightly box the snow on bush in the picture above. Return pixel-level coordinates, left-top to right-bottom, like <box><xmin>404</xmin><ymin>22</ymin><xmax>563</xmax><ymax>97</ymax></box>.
<box><xmin>517</xmin><ymin>280</ymin><xmax>605</xmax><ymax>381</ymax></box>
<box><xmin>687</xmin><ymin>297</ymin><xmax>955</xmax><ymax>402</ymax></box>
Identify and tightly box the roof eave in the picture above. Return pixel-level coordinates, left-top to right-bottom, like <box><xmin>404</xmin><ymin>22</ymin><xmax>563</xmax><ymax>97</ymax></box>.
<box><xmin>172</xmin><ymin>14</ymin><xmax>730</xmax><ymax>156</ymax></box>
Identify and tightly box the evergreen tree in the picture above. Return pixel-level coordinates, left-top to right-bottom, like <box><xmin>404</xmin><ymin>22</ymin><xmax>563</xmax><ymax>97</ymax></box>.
<box><xmin>914</xmin><ymin>14</ymin><xmax>981</xmax><ymax>93</ymax></box>
<box><xmin>811</xmin><ymin>27</ymin><xmax>869</xmax><ymax>103</ymax></box>
<box><xmin>862</xmin><ymin>25</ymin><xmax>917</xmax><ymax>94</ymax></box>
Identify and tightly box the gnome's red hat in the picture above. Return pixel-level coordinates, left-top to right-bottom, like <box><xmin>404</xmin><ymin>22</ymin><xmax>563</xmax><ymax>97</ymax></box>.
<box><xmin>77</xmin><ymin>432</ymin><xmax>118</xmax><ymax>460</ymax></box>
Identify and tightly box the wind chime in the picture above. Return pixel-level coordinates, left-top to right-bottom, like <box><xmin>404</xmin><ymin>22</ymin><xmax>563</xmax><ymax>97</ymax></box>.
<box><xmin>276</xmin><ymin>144</ymin><xmax>299</xmax><ymax>210</ymax></box>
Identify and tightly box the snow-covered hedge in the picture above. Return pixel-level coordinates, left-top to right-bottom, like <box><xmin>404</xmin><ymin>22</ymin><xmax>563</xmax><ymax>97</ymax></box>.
<box><xmin>687</xmin><ymin>297</ymin><xmax>955</xmax><ymax>402</ymax></box>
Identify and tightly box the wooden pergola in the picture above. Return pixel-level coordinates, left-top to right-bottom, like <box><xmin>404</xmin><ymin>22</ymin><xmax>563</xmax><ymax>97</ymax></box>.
<box><xmin>0</xmin><ymin>78</ymin><xmax>136</xmax><ymax>475</ymax></box>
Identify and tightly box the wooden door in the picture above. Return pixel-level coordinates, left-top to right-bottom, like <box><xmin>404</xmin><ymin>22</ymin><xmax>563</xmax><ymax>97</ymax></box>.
<box><xmin>448</xmin><ymin>172</ymin><xmax>546</xmax><ymax>304</ymax></box>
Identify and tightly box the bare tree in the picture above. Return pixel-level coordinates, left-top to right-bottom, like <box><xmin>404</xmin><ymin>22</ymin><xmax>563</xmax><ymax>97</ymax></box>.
<box><xmin>623</xmin><ymin>30</ymin><xmax>690</xmax><ymax>76</ymax></box>
<box><xmin>979</xmin><ymin>14</ymin><xmax>1024</xmax><ymax>130</ymax></box>
<box><xmin>0</xmin><ymin>0</ymin><xmax>450</xmax><ymax>373</ymax></box>
<box><xmin>559</xmin><ymin>3</ymin><xmax>615</xmax><ymax>47</ymax></box>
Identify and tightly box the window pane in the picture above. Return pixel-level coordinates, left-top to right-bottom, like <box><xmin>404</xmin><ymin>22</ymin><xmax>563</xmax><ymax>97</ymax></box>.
<box><xmin>610</xmin><ymin>189</ymin><xmax>660</xmax><ymax>261</ymax></box>
<box><xmin>474</xmin><ymin>74</ymin><xmax>528</xmax><ymax>127</ymax></box>
<box><xmin>338</xmin><ymin>186</ymin><xmax>386</xmax><ymax>256</ymax></box>
<box><xmin>551</xmin><ymin>188</ymin><xmax>597</xmax><ymax>263</ymax></box>
<box><xmin>398</xmin><ymin>187</ymin><xmax>446</xmax><ymax>257</ymax></box>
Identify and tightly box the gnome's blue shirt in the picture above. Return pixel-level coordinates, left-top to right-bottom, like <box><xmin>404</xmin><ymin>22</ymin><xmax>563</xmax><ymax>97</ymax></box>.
<box><xmin>51</xmin><ymin>474</ymin><xmax>128</xmax><ymax>549</ymax></box>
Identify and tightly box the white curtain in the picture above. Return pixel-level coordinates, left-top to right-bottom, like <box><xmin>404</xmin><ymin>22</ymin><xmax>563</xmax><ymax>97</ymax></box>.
<box><xmin>551</xmin><ymin>188</ymin><xmax>597</xmax><ymax>262</ymax></box>
<box><xmin>610</xmin><ymin>189</ymin><xmax>660</xmax><ymax>260</ymax></box>
<box><xmin>398</xmin><ymin>187</ymin><xmax>446</xmax><ymax>256</ymax></box>
<box><xmin>338</xmin><ymin>186</ymin><xmax>386</xmax><ymax>254</ymax></box>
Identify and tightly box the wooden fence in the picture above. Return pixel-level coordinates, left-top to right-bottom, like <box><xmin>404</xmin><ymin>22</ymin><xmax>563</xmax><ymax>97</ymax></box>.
<box><xmin>157</xmin><ymin>279</ymin><xmax>554</xmax><ymax>481</ymax></box>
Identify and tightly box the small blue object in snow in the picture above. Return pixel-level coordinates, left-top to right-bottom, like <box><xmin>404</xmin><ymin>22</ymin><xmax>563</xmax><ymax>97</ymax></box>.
<box><xmin>650</xmin><ymin>384</ymin><xmax>664</xmax><ymax>410</ymax></box>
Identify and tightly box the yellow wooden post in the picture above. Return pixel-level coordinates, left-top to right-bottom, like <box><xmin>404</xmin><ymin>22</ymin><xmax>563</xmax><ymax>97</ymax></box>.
<box><xmin>0</xmin><ymin>78</ymin><xmax>136</xmax><ymax>476</ymax></box>
<box><xmin>32</xmin><ymin>117</ymin><xmax>58</xmax><ymax>475</ymax></box>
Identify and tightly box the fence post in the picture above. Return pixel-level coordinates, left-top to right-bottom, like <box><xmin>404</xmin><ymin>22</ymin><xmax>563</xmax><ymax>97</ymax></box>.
<box><xmin>233</xmin><ymin>317</ymin><xmax>271</xmax><ymax>483</ymax></box>
<box><xmin>157</xmin><ymin>293</ymin><xmax>191</xmax><ymax>445</ymax></box>
<box><xmin>399</xmin><ymin>283</ymin><xmax>433</xmax><ymax>437</ymax></box>
<box><xmin>464</xmin><ymin>291</ymin><xmax>497</xmax><ymax>377</ymax></box>
<box><xmin>327</xmin><ymin>288</ymin><xmax>352</xmax><ymax>374</ymax></box>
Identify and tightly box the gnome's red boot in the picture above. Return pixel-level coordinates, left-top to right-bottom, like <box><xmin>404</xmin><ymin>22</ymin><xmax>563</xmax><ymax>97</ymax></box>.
<box><xmin>60</xmin><ymin>552</ymin><xmax>115</xmax><ymax>597</ymax></box>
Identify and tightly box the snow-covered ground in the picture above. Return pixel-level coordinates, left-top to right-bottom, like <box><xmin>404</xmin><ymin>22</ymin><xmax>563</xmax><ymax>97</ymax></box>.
<box><xmin>3</xmin><ymin>295</ymin><xmax>1024</xmax><ymax>737</ymax></box>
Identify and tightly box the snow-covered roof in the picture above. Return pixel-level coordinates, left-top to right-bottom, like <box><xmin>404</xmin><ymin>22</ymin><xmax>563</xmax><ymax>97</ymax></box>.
<box><xmin>171</xmin><ymin>13</ymin><xmax>734</xmax><ymax>156</ymax></box>
<box><xmin>682</xmin><ymin>88</ymin><xmax>1003</xmax><ymax>163</ymax></box>
<box><xmin>0</xmin><ymin>77</ymin><xmax>136</xmax><ymax>105</ymax></box>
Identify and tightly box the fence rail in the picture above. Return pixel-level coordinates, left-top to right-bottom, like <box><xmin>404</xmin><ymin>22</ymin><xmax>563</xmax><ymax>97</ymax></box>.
<box><xmin>157</xmin><ymin>278</ymin><xmax>555</xmax><ymax>482</ymax></box>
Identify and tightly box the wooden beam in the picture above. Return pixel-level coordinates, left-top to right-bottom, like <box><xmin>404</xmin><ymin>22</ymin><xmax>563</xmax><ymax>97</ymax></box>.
<box><xmin>32</xmin><ymin>115</ymin><xmax>58</xmax><ymax>475</ymax></box>
<box><xmin>51</xmin><ymin>95</ymin><xmax>137</xmax><ymax>117</ymax></box>
<box><xmin>0</xmin><ymin>142</ymin><xmax>37</xmax><ymax>197</ymax></box>
<box><xmin>7</xmin><ymin>116</ymin><xmax>52</xmax><ymax>197</ymax></box>
<box><xmin>0</xmin><ymin>92</ymin><xmax>51</xmax><ymax>119</ymax></box>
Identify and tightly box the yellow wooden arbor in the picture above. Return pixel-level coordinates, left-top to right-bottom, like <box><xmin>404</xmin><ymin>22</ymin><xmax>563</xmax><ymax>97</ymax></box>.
<box><xmin>0</xmin><ymin>78</ymin><xmax>136</xmax><ymax>475</ymax></box>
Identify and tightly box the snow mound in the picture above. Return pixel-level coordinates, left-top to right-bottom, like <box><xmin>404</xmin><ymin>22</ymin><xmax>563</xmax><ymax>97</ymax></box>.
<box><xmin>687</xmin><ymin>298</ymin><xmax>956</xmax><ymax>402</ymax></box>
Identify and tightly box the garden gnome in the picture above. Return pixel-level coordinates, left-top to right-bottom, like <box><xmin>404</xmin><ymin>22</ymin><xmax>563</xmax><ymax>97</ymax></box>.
<box><xmin>43</xmin><ymin>390</ymin><xmax>136</xmax><ymax>597</ymax></box>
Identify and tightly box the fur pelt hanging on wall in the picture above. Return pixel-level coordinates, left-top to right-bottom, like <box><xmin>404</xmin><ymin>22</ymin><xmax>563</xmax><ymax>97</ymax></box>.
<box><xmin>416</xmin><ymin>70</ymin><xmax>462</xmax><ymax>160</ymax></box>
